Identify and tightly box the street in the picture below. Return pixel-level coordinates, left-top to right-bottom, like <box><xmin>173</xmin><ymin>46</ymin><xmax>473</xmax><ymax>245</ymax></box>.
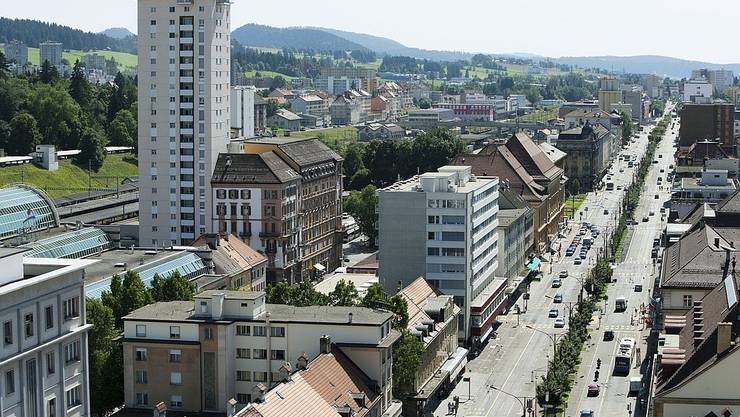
<box><xmin>432</xmin><ymin>105</ymin><xmax>678</xmax><ymax>417</ymax></box>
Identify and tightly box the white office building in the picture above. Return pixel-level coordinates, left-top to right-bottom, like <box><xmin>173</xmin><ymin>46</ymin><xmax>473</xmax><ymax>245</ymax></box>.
<box><xmin>137</xmin><ymin>0</ymin><xmax>231</xmax><ymax>246</ymax></box>
<box><xmin>378</xmin><ymin>166</ymin><xmax>500</xmax><ymax>343</ymax></box>
<box><xmin>230</xmin><ymin>86</ymin><xmax>256</xmax><ymax>138</ymax></box>
<box><xmin>0</xmin><ymin>248</ymin><xmax>96</xmax><ymax>417</ymax></box>
<box><xmin>683</xmin><ymin>79</ymin><xmax>713</xmax><ymax>103</ymax></box>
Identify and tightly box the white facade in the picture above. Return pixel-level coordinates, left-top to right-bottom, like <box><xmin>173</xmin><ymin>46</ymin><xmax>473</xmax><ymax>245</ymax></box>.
<box><xmin>683</xmin><ymin>79</ymin><xmax>713</xmax><ymax>103</ymax></box>
<box><xmin>378</xmin><ymin>166</ymin><xmax>499</xmax><ymax>340</ymax></box>
<box><xmin>0</xmin><ymin>250</ymin><xmax>95</xmax><ymax>417</ymax></box>
<box><xmin>39</xmin><ymin>41</ymin><xmax>62</xmax><ymax>69</ymax></box>
<box><xmin>230</xmin><ymin>86</ymin><xmax>255</xmax><ymax>138</ymax></box>
<box><xmin>137</xmin><ymin>0</ymin><xmax>231</xmax><ymax>246</ymax></box>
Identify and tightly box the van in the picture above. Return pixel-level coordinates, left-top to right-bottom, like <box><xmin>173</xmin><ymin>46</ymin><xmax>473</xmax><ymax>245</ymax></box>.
<box><xmin>629</xmin><ymin>377</ymin><xmax>642</xmax><ymax>395</ymax></box>
<box><xmin>615</xmin><ymin>297</ymin><xmax>628</xmax><ymax>312</ymax></box>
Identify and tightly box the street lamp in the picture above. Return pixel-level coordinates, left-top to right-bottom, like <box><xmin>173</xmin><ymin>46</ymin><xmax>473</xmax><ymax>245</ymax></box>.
<box><xmin>489</xmin><ymin>385</ymin><xmax>528</xmax><ymax>417</ymax></box>
<box><xmin>525</xmin><ymin>325</ymin><xmax>563</xmax><ymax>360</ymax></box>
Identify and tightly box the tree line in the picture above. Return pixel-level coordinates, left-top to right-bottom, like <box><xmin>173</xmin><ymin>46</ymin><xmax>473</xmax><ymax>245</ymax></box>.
<box><xmin>88</xmin><ymin>270</ymin><xmax>196</xmax><ymax>416</ymax></box>
<box><xmin>0</xmin><ymin>18</ymin><xmax>136</xmax><ymax>54</ymax></box>
<box><xmin>0</xmin><ymin>52</ymin><xmax>137</xmax><ymax>170</ymax></box>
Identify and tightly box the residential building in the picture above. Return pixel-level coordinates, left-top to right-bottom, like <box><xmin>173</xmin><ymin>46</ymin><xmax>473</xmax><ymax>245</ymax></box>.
<box><xmin>254</xmin><ymin>95</ymin><xmax>267</xmax><ymax>134</ymax></box>
<box><xmin>683</xmin><ymin>78</ymin><xmax>713</xmax><ymax>103</ymax></box>
<box><xmin>406</xmin><ymin>108</ymin><xmax>455</xmax><ymax>130</ymax></box>
<box><xmin>693</xmin><ymin>68</ymin><xmax>734</xmax><ymax>94</ymax></box>
<box><xmin>598</xmin><ymin>77</ymin><xmax>621</xmax><ymax>112</ymax></box>
<box><xmin>432</xmin><ymin>103</ymin><xmax>495</xmax><ymax>121</ymax></box>
<box><xmin>266</xmin><ymin>109</ymin><xmax>301</xmax><ymax>131</ymax></box>
<box><xmin>557</xmin><ymin>122</ymin><xmax>615</xmax><ymax>191</ymax></box>
<box><xmin>237</xmin><ymin>343</ymin><xmax>386</xmax><ymax>417</ymax></box>
<box><xmin>679</xmin><ymin>103</ymin><xmax>734</xmax><ymax>152</ymax></box>
<box><xmin>397</xmin><ymin>278</ymin><xmax>463</xmax><ymax>417</ymax></box>
<box><xmin>80</xmin><ymin>54</ymin><xmax>106</xmax><ymax>70</ymax></box>
<box><xmin>558</xmin><ymin>100</ymin><xmax>599</xmax><ymax>119</ymax></box>
<box><xmin>377</xmin><ymin>166</ymin><xmax>502</xmax><ymax>344</ymax></box>
<box><xmin>137</xmin><ymin>0</ymin><xmax>231</xmax><ymax>246</ymax></box>
<box><xmin>451</xmin><ymin>132</ymin><xmax>565</xmax><ymax>255</ymax></box>
<box><xmin>563</xmin><ymin>108</ymin><xmax>622</xmax><ymax>132</ymax></box>
<box><xmin>330</xmin><ymin>94</ymin><xmax>362</xmax><ymax>126</ymax></box>
<box><xmin>650</xmin><ymin>272</ymin><xmax>740</xmax><ymax>417</ymax></box>
<box><xmin>231</xmin><ymin>86</ymin><xmax>256</xmax><ymax>139</ymax></box>
<box><xmin>357</xmin><ymin>123</ymin><xmax>405</xmax><ymax>141</ymax></box>
<box><xmin>496</xmin><ymin>207</ymin><xmax>534</xmax><ymax>281</ymax></box>
<box><xmin>346</xmin><ymin>89</ymin><xmax>372</xmax><ymax>122</ymax></box>
<box><xmin>0</xmin><ymin>248</ymin><xmax>96</xmax><ymax>417</ymax></box>
<box><xmin>191</xmin><ymin>233</ymin><xmax>268</xmax><ymax>292</ymax></box>
<box><xmin>3</xmin><ymin>40</ymin><xmax>28</xmax><ymax>66</ymax></box>
<box><xmin>121</xmin><ymin>290</ymin><xmax>398</xmax><ymax>412</ymax></box>
<box><xmin>622</xmin><ymin>88</ymin><xmax>644</xmax><ymax>124</ymax></box>
<box><xmin>39</xmin><ymin>41</ymin><xmax>63</xmax><ymax>69</ymax></box>
<box><xmin>317</xmin><ymin>67</ymin><xmax>379</xmax><ymax>93</ymax></box>
<box><xmin>671</xmin><ymin>169</ymin><xmax>737</xmax><ymax>203</ymax></box>
<box><xmin>641</xmin><ymin>74</ymin><xmax>664</xmax><ymax>98</ymax></box>
<box><xmin>243</xmin><ymin>138</ymin><xmax>343</xmax><ymax>280</ymax></box>
<box><xmin>210</xmin><ymin>153</ymin><xmax>300</xmax><ymax>284</ymax></box>
<box><xmin>290</xmin><ymin>95</ymin><xmax>329</xmax><ymax>120</ymax></box>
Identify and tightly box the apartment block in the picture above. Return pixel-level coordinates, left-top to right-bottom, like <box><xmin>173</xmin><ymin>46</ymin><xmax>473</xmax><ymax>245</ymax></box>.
<box><xmin>39</xmin><ymin>41</ymin><xmax>63</xmax><ymax>69</ymax></box>
<box><xmin>0</xmin><ymin>248</ymin><xmax>95</xmax><ymax>417</ymax></box>
<box><xmin>317</xmin><ymin>67</ymin><xmax>379</xmax><ymax>93</ymax></box>
<box><xmin>137</xmin><ymin>0</ymin><xmax>231</xmax><ymax>246</ymax></box>
<box><xmin>378</xmin><ymin>166</ymin><xmax>501</xmax><ymax>344</ymax></box>
<box><xmin>231</xmin><ymin>86</ymin><xmax>256</xmax><ymax>139</ymax></box>
<box><xmin>121</xmin><ymin>290</ymin><xmax>397</xmax><ymax>413</ymax></box>
<box><xmin>4</xmin><ymin>40</ymin><xmax>28</xmax><ymax>66</ymax></box>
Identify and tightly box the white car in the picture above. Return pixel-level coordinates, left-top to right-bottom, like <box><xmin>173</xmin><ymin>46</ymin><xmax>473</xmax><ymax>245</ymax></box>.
<box><xmin>559</xmin><ymin>270</ymin><xmax>569</xmax><ymax>279</ymax></box>
<box><xmin>554</xmin><ymin>318</ymin><xmax>565</xmax><ymax>328</ymax></box>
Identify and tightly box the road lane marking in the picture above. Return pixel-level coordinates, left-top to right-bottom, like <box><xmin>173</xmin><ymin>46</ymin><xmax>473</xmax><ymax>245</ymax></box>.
<box><xmin>483</xmin><ymin>330</ymin><xmax>539</xmax><ymax>417</ymax></box>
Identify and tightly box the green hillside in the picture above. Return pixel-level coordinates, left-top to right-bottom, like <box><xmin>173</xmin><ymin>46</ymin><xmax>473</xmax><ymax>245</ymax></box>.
<box><xmin>27</xmin><ymin>47</ymin><xmax>138</xmax><ymax>71</ymax></box>
<box><xmin>0</xmin><ymin>154</ymin><xmax>138</xmax><ymax>198</ymax></box>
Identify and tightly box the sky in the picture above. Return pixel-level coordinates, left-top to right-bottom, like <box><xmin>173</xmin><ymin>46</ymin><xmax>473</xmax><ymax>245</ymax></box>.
<box><xmin>4</xmin><ymin>0</ymin><xmax>740</xmax><ymax>63</ymax></box>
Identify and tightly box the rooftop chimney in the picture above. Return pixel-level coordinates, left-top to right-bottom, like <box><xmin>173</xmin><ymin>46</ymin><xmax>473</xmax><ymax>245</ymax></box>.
<box><xmin>211</xmin><ymin>293</ymin><xmax>225</xmax><ymax>320</ymax></box>
<box><xmin>153</xmin><ymin>402</ymin><xmax>167</xmax><ymax>417</ymax></box>
<box><xmin>715</xmin><ymin>237</ymin><xmax>721</xmax><ymax>248</ymax></box>
<box><xmin>296</xmin><ymin>353</ymin><xmax>309</xmax><ymax>371</ymax></box>
<box><xmin>320</xmin><ymin>335</ymin><xmax>331</xmax><ymax>354</ymax></box>
<box><xmin>226</xmin><ymin>399</ymin><xmax>238</xmax><ymax>417</ymax></box>
<box><xmin>717</xmin><ymin>322</ymin><xmax>733</xmax><ymax>355</ymax></box>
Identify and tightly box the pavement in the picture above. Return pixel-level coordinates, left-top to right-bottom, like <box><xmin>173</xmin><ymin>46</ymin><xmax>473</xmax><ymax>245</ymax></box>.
<box><xmin>430</xmin><ymin>106</ymin><xmax>678</xmax><ymax>417</ymax></box>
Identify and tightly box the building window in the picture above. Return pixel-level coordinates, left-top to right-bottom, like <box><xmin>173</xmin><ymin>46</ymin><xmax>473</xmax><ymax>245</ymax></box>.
<box><xmin>270</xmin><ymin>349</ymin><xmax>285</xmax><ymax>360</ymax></box>
<box><xmin>63</xmin><ymin>297</ymin><xmax>80</xmax><ymax>320</ymax></box>
<box><xmin>253</xmin><ymin>326</ymin><xmax>266</xmax><ymax>337</ymax></box>
<box><xmin>200</xmin><ymin>301</ymin><xmax>208</xmax><ymax>313</ymax></box>
<box><xmin>683</xmin><ymin>295</ymin><xmax>693</xmax><ymax>308</ymax></box>
<box><xmin>136</xmin><ymin>370</ymin><xmax>148</xmax><ymax>384</ymax></box>
<box><xmin>47</xmin><ymin>351</ymin><xmax>55</xmax><ymax>375</ymax></box>
<box><xmin>65</xmin><ymin>340</ymin><xmax>80</xmax><ymax>364</ymax></box>
<box><xmin>236</xmin><ymin>393</ymin><xmax>250</xmax><ymax>404</ymax></box>
<box><xmin>236</xmin><ymin>348</ymin><xmax>250</xmax><ymax>359</ymax></box>
<box><xmin>24</xmin><ymin>313</ymin><xmax>34</xmax><ymax>338</ymax></box>
<box><xmin>170</xmin><ymin>395</ymin><xmax>183</xmax><ymax>408</ymax></box>
<box><xmin>236</xmin><ymin>370</ymin><xmax>250</xmax><ymax>381</ymax></box>
<box><xmin>240</xmin><ymin>190</ymin><xmax>251</xmax><ymax>199</ymax></box>
<box><xmin>44</xmin><ymin>305</ymin><xmax>54</xmax><ymax>330</ymax></box>
<box><xmin>135</xmin><ymin>392</ymin><xmax>148</xmax><ymax>406</ymax></box>
<box><xmin>5</xmin><ymin>370</ymin><xmax>14</xmax><ymax>395</ymax></box>
<box><xmin>253</xmin><ymin>372</ymin><xmax>267</xmax><ymax>382</ymax></box>
<box><xmin>170</xmin><ymin>372</ymin><xmax>182</xmax><ymax>385</ymax></box>
<box><xmin>3</xmin><ymin>321</ymin><xmax>11</xmax><ymax>345</ymax></box>
<box><xmin>169</xmin><ymin>350</ymin><xmax>182</xmax><ymax>363</ymax></box>
<box><xmin>270</xmin><ymin>327</ymin><xmax>285</xmax><ymax>337</ymax></box>
<box><xmin>48</xmin><ymin>398</ymin><xmax>56</xmax><ymax>417</ymax></box>
<box><xmin>253</xmin><ymin>349</ymin><xmax>267</xmax><ymax>359</ymax></box>
<box><xmin>136</xmin><ymin>325</ymin><xmax>147</xmax><ymax>337</ymax></box>
<box><xmin>204</xmin><ymin>327</ymin><xmax>214</xmax><ymax>340</ymax></box>
<box><xmin>136</xmin><ymin>348</ymin><xmax>148</xmax><ymax>361</ymax></box>
<box><xmin>170</xmin><ymin>326</ymin><xmax>181</xmax><ymax>339</ymax></box>
<box><xmin>236</xmin><ymin>325</ymin><xmax>250</xmax><ymax>336</ymax></box>
<box><xmin>216</xmin><ymin>189</ymin><xmax>226</xmax><ymax>199</ymax></box>
<box><xmin>65</xmin><ymin>385</ymin><xmax>81</xmax><ymax>409</ymax></box>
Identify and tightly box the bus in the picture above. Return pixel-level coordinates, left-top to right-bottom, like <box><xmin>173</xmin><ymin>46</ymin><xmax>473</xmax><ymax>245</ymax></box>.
<box><xmin>606</xmin><ymin>181</ymin><xmax>615</xmax><ymax>191</ymax></box>
<box><xmin>614</xmin><ymin>337</ymin><xmax>636</xmax><ymax>374</ymax></box>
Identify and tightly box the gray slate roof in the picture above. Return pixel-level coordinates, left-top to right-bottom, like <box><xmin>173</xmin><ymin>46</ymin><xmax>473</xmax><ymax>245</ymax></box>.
<box><xmin>211</xmin><ymin>153</ymin><xmax>300</xmax><ymax>184</ymax></box>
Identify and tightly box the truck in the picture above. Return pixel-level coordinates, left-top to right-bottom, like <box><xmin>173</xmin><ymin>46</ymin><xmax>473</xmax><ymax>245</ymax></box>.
<box><xmin>629</xmin><ymin>376</ymin><xmax>642</xmax><ymax>395</ymax></box>
<box><xmin>615</xmin><ymin>296</ymin><xmax>628</xmax><ymax>312</ymax></box>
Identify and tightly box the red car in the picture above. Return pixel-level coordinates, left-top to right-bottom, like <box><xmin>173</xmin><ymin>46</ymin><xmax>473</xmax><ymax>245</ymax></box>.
<box><xmin>587</xmin><ymin>383</ymin><xmax>600</xmax><ymax>397</ymax></box>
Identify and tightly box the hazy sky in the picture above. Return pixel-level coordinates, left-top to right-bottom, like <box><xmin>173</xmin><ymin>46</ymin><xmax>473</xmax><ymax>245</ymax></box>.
<box><xmin>4</xmin><ymin>0</ymin><xmax>740</xmax><ymax>63</ymax></box>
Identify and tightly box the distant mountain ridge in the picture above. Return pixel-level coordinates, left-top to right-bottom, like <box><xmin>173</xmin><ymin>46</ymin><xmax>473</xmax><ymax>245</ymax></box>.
<box><xmin>0</xmin><ymin>18</ymin><xmax>136</xmax><ymax>54</ymax></box>
<box><xmin>100</xmin><ymin>27</ymin><xmax>135</xmax><ymax>39</ymax></box>
<box><xmin>231</xmin><ymin>24</ymin><xmax>368</xmax><ymax>51</ymax></box>
<box><xmin>552</xmin><ymin>55</ymin><xmax>740</xmax><ymax>79</ymax></box>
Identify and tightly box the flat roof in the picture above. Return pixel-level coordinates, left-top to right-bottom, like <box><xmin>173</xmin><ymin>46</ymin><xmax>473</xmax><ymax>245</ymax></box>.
<box><xmin>383</xmin><ymin>173</ymin><xmax>496</xmax><ymax>194</ymax></box>
<box><xmin>678</xmin><ymin>178</ymin><xmax>736</xmax><ymax>190</ymax></box>
<box><xmin>196</xmin><ymin>289</ymin><xmax>263</xmax><ymax>300</ymax></box>
<box><xmin>313</xmin><ymin>272</ymin><xmax>379</xmax><ymax>297</ymax></box>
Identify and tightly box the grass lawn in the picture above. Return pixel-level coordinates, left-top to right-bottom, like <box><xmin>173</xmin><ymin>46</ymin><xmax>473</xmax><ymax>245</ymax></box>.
<box><xmin>564</xmin><ymin>194</ymin><xmax>587</xmax><ymax>218</ymax></box>
<box><xmin>287</xmin><ymin>126</ymin><xmax>358</xmax><ymax>154</ymax></box>
<box><xmin>517</xmin><ymin>106</ymin><xmax>559</xmax><ymax>122</ymax></box>
<box><xmin>0</xmin><ymin>154</ymin><xmax>138</xmax><ymax>198</ymax></box>
<box><xmin>244</xmin><ymin>70</ymin><xmax>297</xmax><ymax>80</ymax></box>
<box><xmin>27</xmin><ymin>47</ymin><xmax>138</xmax><ymax>71</ymax></box>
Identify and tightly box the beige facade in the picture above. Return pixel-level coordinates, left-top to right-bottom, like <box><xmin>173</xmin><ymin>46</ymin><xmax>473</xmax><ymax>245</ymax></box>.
<box><xmin>598</xmin><ymin>90</ymin><xmax>621</xmax><ymax>112</ymax></box>
<box><xmin>137</xmin><ymin>0</ymin><xmax>231</xmax><ymax>246</ymax></box>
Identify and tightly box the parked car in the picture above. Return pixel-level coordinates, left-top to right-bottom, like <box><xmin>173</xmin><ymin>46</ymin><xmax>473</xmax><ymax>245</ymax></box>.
<box><xmin>642</xmin><ymin>216</ymin><xmax>649</xmax><ymax>222</ymax></box>
<box><xmin>603</xmin><ymin>209</ymin><xmax>609</xmax><ymax>215</ymax></box>
<box><xmin>580</xmin><ymin>409</ymin><xmax>595</xmax><ymax>417</ymax></box>
<box><xmin>635</xmin><ymin>284</ymin><xmax>643</xmax><ymax>292</ymax></box>
<box><xmin>553</xmin><ymin>294</ymin><xmax>563</xmax><ymax>303</ymax></box>
<box><xmin>654</xmin><ymin>194</ymin><xmax>659</xmax><ymax>199</ymax></box>
<box><xmin>548</xmin><ymin>308</ymin><xmax>559</xmax><ymax>318</ymax></box>
<box><xmin>552</xmin><ymin>278</ymin><xmax>562</xmax><ymax>288</ymax></box>
<box><xmin>554</xmin><ymin>317</ymin><xmax>565</xmax><ymax>328</ymax></box>
<box><xmin>587</xmin><ymin>383</ymin><xmax>600</xmax><ymax>397</ymax></box>
<box><xmin>559</xmin><ymin>270</ymin><xmax>568</xmax><ymax>279</ymax></box>
<box><xmin>603</xmin><ymin>330</ymin><xmax>615</xmax><ymax>341</ymax></box>
<box><xmin>575</xmin><ymin>258</ymin><xmax>582</xmax><ymax>265</ymax></box>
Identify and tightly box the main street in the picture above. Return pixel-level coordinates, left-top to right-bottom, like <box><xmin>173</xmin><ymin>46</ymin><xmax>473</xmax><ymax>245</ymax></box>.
<box><xmin>432</xmin><ymin>104</ymin><xmax>677</xmax><ymax>417</ymax></box>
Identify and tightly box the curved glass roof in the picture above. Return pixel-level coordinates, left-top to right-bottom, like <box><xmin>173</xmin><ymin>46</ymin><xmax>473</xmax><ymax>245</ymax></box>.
<box><xmin>24</xmin><ymin>227</ymin><xmax>114</xmax><ymax>259</ymax></box>
<box><xmin>85</xmin><ymin>251</ymin><xmax>208</xmax><ymax>298</ymax></box>
<box><xmin>0</xmin><ymin>186</ymin><xmax>59</xmax><ymax>240</ymax></box>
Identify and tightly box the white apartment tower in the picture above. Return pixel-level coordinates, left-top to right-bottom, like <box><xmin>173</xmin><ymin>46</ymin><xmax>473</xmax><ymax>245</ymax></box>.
<box><xmin>378</xmin><ymin>166</ymin><xmax>501</xmax><ymax>343</ymax></box>
<box><xmin>138</xmin><ymin>0</ymin><xmax>231</xmax><ymax>246</ymax></box>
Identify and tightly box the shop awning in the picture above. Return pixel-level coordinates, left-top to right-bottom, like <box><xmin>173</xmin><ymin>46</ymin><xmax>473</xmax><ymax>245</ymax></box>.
<box><xmin>526</xmin><ymin>257</ymin><xmax>541</xmax><ymax>271</ymax></box>
<box><xmin>441</xmin><ymin>347</ymin><xmax>469</xmax><ymax>381</ymax></box>
<box><xmin>314</xmin><ymin>263</ymin><xmax>326</xmax><ymax>272</ymax></box>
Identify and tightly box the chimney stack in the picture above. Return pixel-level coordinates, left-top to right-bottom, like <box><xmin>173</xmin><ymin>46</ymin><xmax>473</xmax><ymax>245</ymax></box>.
<box><xmin>717</xmin><ymin>322</ymin><xmax>733</xmax><ymax>355</ymax></box>
<box><xmin>226</xmin><ymin>399</ymin><xmax>238</xmax><ymax>417</ymax></box>
<box><xmin>211</xmin><ymin>293</ymin><xmax>225</xmax><ymax>320</ymax></box>
<box><xmin>153</xmin><ymin>402</ymin><xmax>167</xmax><ymax>417</ymax></box>
<box><xmin>320</xmin><ymin>335</ymin><xmax>331</xmax><ymax>354</ymax></box>
<box><xmin>715</xmin><ymin>237</ymin><xmax>720</xmax><ymax>248</ymax></box>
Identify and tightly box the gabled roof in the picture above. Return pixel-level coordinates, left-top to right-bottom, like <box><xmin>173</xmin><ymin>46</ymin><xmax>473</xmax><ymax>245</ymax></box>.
<box><xmin>398</xmin><ymin>277</ymin><xmax>459</xmax><ymax>345</ymax></box>
<box><xmin>714</xmin><ymin>190</ymin><xmax>740</xmax><ymax>215</ymax></box>
<box><xmin>505</xmin><ymin>132</ymin><xmax>563</xmax><ymax>183</ymax></box>
<box><xmin>271</xmin><ymin>108</ymin><xmax>301</xmax><ymax>121</ymax></box>
<box><xmin>276</xmin><ymin>138</ymin><xmax>343</xmax><ymax>167</ymax></box>
<box><xmin>660</xmin><ymin>225</ymin><xmax>735</xmax><ymax>289</ymax></box>
<box><xmin>191</xmin><ymin>234</ymin><xmax>267</xmax><ymax>276</ymax></box>
<box><xmin>211</xmin><ymin>153</ymin><xmax>300</xmax><ymax>184</ymax></box>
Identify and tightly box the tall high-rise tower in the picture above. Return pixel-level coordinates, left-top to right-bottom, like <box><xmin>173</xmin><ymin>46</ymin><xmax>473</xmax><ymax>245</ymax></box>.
<box><xmin>137</xmin><ymin>0</ymin><xmax>231</xmax><ymax>246</ymax></box>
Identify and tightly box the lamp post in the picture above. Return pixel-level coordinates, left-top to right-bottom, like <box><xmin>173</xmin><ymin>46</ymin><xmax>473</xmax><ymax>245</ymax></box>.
<box><xmin>525</xmin><ymin>325</ymin><xmax>563</xmax><ymax>362</ymax></box>
<box><xmin>489</xmin><ymin>385</ymin><xmax>529</xmax><ymax>417</ymax></box>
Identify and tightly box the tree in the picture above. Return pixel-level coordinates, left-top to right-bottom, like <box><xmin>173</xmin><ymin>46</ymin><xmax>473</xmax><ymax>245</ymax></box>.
<box><xmin>87</xmin><ymin>298</ymin><xmax>123</xmax><ymax>417</ymax></box>
<box><xmin>75</xmin><ymin>125</ymin><xmax>107</xmax><ymax>171</ymax></box>
<box><xmin>101</xmin><ymin>271</ymin><xmax>152</xmax><ymax>328</ymax></box>
<box><xmin>362</xmin><ymin>283</ymin><xmax>386</xmax><ymax>308</ymax></box>
<box><xmin>418</xmin><ymin>98</ymin><xmax>431</xmax><ymax>109</ymax></box>
<box><xmin>392</xmin><ymin>331</ymin><xmax>424</xmax><ymax>398</ymax></box>
<box><xmin>69</xmin><ymin>60</ymin><xmax>90</xmax><ymax>108</ymax></box>
<box><xmin>343</xmin><ymin>143</ymin><xmax>365</xmax><ymax>180</ymax></box>
<box><xmin>149</xmin><ymin>271</ymin><xmax>195</xmax><ymax>302</ymax></box>
<box><xmin>270</xmin><ymin>75</ymin><xmax>286</xmax><ymax>90</ymax></box>
<box><xmin>39</xmin><ymin>60</ymin><xmax>59</xmax><ymax>84</ymax></box>
<box><xmin>344</xmin><ymin>185</ymin><xmax>378</xmax><ymax>246</ymax></box>
<box><xmin>27</xmin><ymin>82</ymin><xmax>84</xmax><ymax>150</ymax></box>
<box><xmin>0</xmin><ymin>50</ymin><xmax>7</xmax><ymax>78</ymax></box>
<box><xmin>108</xmin><ymin>109</ymin><xmax>136</xmax><ymax>148</ymax></box>
<box><xmin>8</xmin><ymin>112</ymin><xmax>42</xmax><ymax>154</ymax></box>
<box><xmin>389</xmin><ymin>294</ymin><xmax>409</xmax><ymax>330</ymax></box>
<box><xmin>525</xmin><ymin>87</ymin><xmax>542</xmax><ymax>108</ymax></box>
<box><xmin>108</xmin><ymin>72</ymin><xmax>136</xmax><ymax>122</ymax></box>
<box><xmin>329</xmin><ymin>279</ymin><xmax>359</xmax><ymax>306</ymax></box>
<box><xmin>621</xmin><ymin>111</ymin><xmax>633</xmax><ymax>145</ymax></box>
<box><xmin>349</xmin><ymin>168</ymin><xmax>372</xmax><ymax>190</ymax></box>
<box><xmin>266</xmin><ymin>281</ymin><xmax>293</xmax><ymax>304</ymax></box>
<box><xmin>291</xmin><ymin>279</ymin><xmax>329</xmax><ymax>306</ymax></box>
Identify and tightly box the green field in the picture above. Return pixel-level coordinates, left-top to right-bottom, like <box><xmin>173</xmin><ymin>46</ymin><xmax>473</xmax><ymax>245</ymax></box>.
<box><xmin>0</xmin><ymin>154</ymin><xmax>139</xmax><ymax>198</ymax></box>
<box><xmin>243</xmin><ymin>70</ymin><xmax>297</xmax><ymax>80</ymax></box>
<box><xmin>517</xmin><ymin>106</ymin><xmax>559</xmax><ymax>122</ymax></box>
<box><xmin>280</xmin><ymin>126</ymin><xmax>358</xmax><ymax>154</ymax></box>
<box><xmin>27</xmin><ymin>47</ymin><xmax>138</xmax><ymax>71</ymax></box>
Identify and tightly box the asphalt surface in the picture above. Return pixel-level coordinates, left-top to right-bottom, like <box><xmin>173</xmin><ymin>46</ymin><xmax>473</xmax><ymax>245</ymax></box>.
<box><xmin>431</xmin><ymin>104</ymin><xmax>678</xmax><ymax>417</ymax></box>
